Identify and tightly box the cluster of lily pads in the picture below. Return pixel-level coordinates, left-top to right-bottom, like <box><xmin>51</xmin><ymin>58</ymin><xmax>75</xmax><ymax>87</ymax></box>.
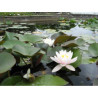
<box><xmin>0</xmin><ymin>19</ymin><xmax>98</xmax><ymax>86</ymax></box>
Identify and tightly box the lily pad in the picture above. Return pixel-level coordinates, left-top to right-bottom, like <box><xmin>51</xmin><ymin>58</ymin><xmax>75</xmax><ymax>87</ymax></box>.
<box><xmin>54</xmin><ymin>35</ymin><xmax>76</xmax><ymax>45</ymax></box>
<box><xmin>47</xmin><ymin>46</ymin><xmax>62</xmax><ymax>57</ymax></box>
<box><xmin>88</xmin><ymin>43</ymin><xmax>98</xmax><ymax>57</ymax></box>
<box><xmin>32</xmin><ymin>75</ymin><xmax>68</xmax><ymax>86</ymax></box>
<box><xmin>72</xmin><ymin>49</ymin><xmax>82</xmax><ymax>68</ymax></box>
<box><xmin>12</xmin><ymin>45</ymin><xmax>40</xmax><ymax>56</ymax></box>
<box><xmin>0</xmin><ymin>52</ymin><xmax>16</xmax><ymax>74</ymax></box>
<box><xmin>16</xmin><ymin>34</ymin><xmax>42</xmax><ymax>43</ymax></box>
<box><xmin>3</xmin><ymin>40</ymin><xmax>27</xmax><ymax>49</ymax></box>
<box><xmin>0</xmin><ymin>76</ymin><xmax>23</xmax><ymax>86</ymax></box>
<box><xmin>4</xmin><ymin>32</ymin><xmax>18</xmax><ymax>41</ymax></box>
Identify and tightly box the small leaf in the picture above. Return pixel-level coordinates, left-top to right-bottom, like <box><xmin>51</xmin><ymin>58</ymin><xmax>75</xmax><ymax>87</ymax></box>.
<box><xmin>76</xmin><ymin>38</ymin><xmax>85</xmax><ymax>46</ymax></box>
<box><xmin>0</xmin><ymin>52</ymin><xmax>16</xmax><ymax>73</ymax></box>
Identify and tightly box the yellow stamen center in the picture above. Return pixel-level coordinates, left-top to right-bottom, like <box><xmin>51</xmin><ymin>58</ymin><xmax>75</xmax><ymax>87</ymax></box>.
<box><xmin>61</xmin><ymin>54</ymin><xmax>69</xmax><ymax>58</ymax></box>
<box><xmin>62</xmin><ymin>55</ymin><xmax>65</xmax><ymax>58</ymax></box>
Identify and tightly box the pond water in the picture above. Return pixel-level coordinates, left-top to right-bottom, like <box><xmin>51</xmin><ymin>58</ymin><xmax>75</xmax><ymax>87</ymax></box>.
<box><xmin>0</xmin><ymin>19</ymin><xmax>98</xmax><ymax>86</ymax></box>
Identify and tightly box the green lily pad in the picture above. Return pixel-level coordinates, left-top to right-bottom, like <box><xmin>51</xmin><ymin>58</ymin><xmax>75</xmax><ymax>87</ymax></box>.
<box><xmin>0</xmin><ymin>52</ymin><xmax>16</xmax><ymax>74</ymax></box>
<box><xmin>15</xmin><ymin>75</ymin><xmax>68</xmax><ymax>86</ymax></box>
<box><xmin>88</xmin><ymin>43</ymin><xmax>98</xmax><ymax>57</ymax></box>
<box><xmin>12</xmin><ymin>45</ymin><xmax>40</xmax><ymax>56</ymax></box>
<box><xmin>15</xmin><ymin>81</ymin><xmax>32</xmax><ymax>86</ymax></box>
<box><xmin>41</xmin><ymin>54</ymin><xmax>52</xmax><ymax>64</ymax></box>
<box><xmin>72</xmin><ymin>49</ymin><xmax>82</xmax><ymax>68</ymax></box>
<box><xmin>3</xmin><ymin>40</ymin><xmax>27</xmax><ymax>49</ymax></box>
<box><xmin>32</xmin><ymin>75</ymin><xmax>68</xmax><ymax>86</ymax></box>
<box><xmin>16</xmin><ymin>34</ymin><xmax>42</xmax><ymax>43</ymax></box>
<box><xmin>4</xmin><ymin>32</ymin><xmax>18</xmax><ymax>41</ymax></box>
<box><xmin>76</xmin><ymin>38</ymin><xmax>85</xmax><ymax>46</ymax></box>
<box><xmin>47</xmin><ymin>46</ymin><xmax>62</xmax><ymax>57</ymax></box>
<box><xmin>0</xmin><ymin>76</ymin><xmax>23</xmax><ymax>86</ymax></box>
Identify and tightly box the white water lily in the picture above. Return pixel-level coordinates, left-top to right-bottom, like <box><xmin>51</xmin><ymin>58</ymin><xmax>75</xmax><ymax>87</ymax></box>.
<box><xmin>50</xmin><ymin>50</ymin><xmax>77</xmax><ymax>72</ymax></box>
<box><xmin>23</xmin><ymin>69</ymin><xmax>32</xmax><ymax>79</ymax></box>
<box><xmin>43</xmin><ymin>38</ymin><xmax>54</xmax><ymax>46</ymax></box>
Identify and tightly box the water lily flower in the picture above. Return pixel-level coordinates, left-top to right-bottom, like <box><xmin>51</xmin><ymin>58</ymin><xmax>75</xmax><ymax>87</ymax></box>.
<box><xmin>23</xmin><ymin>69</ymin><xmax>32</xmax><ymax>79</ymax></box>
<box><xmin>50</xmin><ymin>50</ymin><xmax>77</xmax><ymax>72</ymax></box>
<box><xmin>43</xmin><ymin>38</ymin><xmax>54</xmax><ymax>46</ymax></box>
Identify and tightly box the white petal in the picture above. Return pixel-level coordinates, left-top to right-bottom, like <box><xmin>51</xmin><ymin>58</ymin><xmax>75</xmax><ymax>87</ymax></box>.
<box><xmin>27</xmin><ymin>69</ymin><xmax>30</xmax><ymax>75</ymax></box>
<box><xmin>52</xmin><ymin>65</ymin><xmax>63</xmax><ymax>72</ymax></box>
<box><xmin>54</xmin><ymin>56</ymin><xmax>61</xmax><ymax>63</ymax></box>
<box><xmin>65</xmin><ymin>65</ymin><xmax>75</xmax><ymax>71</ymax></box>
<box><xmin>67</xmin><ymin>51</ymin><xmax>73</xmax><ymax>59</ymax></box>
<box><xmin>50</xmin><ymin>57</ymin><xmax>56</xmax><ymax>61</ymax></box>
<box><xmin>23</xmin><ymin>74</ymin><xmax>29</xmax><ymax>79</ymax></box>
<box><xmin>56</xmin><ymin>51</ymin><xmax>60</xmax><ymax>57</ymax></box>
<box><xmin>70</xmin><ymin>57</ymin><xmax>78</xmax><ymax>63</ymax></box>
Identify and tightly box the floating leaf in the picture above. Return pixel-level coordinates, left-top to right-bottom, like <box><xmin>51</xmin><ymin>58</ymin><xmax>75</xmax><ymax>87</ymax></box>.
<box><xmin>32</xmin><ymin>75</ymin><xmax>68</xmax><ymax>86</ymax></box>
<box><xmin>0</xmin><ymin>76</ymin><xmax>23</xmax><ymax>86</ymax></box>
<box><xmin>0</xmin><ymin>52</ymin><xmax>16</xmax><ymax>74</ymax></box>
<box><xmin>16</xmin><ymin>34</ymin><xmax>42</xmax><ymax>43</ymax></box>
<box><xmin>71</xmin><ymin>49</ymin><xmax>82</xmax><ymax>68</ymax></box>
<box><xmin>88</xmin><ymin>43</ymin><xmax>98</xmax><ymax>57</ymax></box>
<box><xmin>15</xmin><ymin>81</ymin><xmax>32</xmax><ymax>86</ymax></box>
<box><xmin>47</xmin><ymin>46</ymin><xmax>62</xmax><ymax>57</ymax></box>
<box><xmin>76</xmin><ymin>38</ymin><xmax>85</xmax><ymax>46</ymax></box>
<box><xmin>4</xmin><ymin>32</ymin><xmax>17</xmax><ymax>41</ymax></box>
<box><xmin>41</xmin><ymin>54</ymin><xmax>52</xmax><ymax>64</ymax></box>
<box><xmin>35</xmin><ymin>43</ymin><xmax>49</xmax><ymax>50</ymax></box>
<box><xmin>3</xmin><ymin>40</ymin><xmax>27</xmax><ymax>49</ymax></box>
<box><xmin>12</xmin><ymin>45</ymin><xmax>40</xmax><ymax>56</ymax></box>
<box><xmin>61</xmin><ymin>40</ymin><xmax>78</xmax><ymax>47</ymax></box>
<box><xmin>82</xmin><ymin>57</ymin><xmax>98</xmax><ymax>64</ymax></box>
<box><xmin>54</xmin><ymin>35</ymin><xmax>76</xmax><ymax>45</ymax></box>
